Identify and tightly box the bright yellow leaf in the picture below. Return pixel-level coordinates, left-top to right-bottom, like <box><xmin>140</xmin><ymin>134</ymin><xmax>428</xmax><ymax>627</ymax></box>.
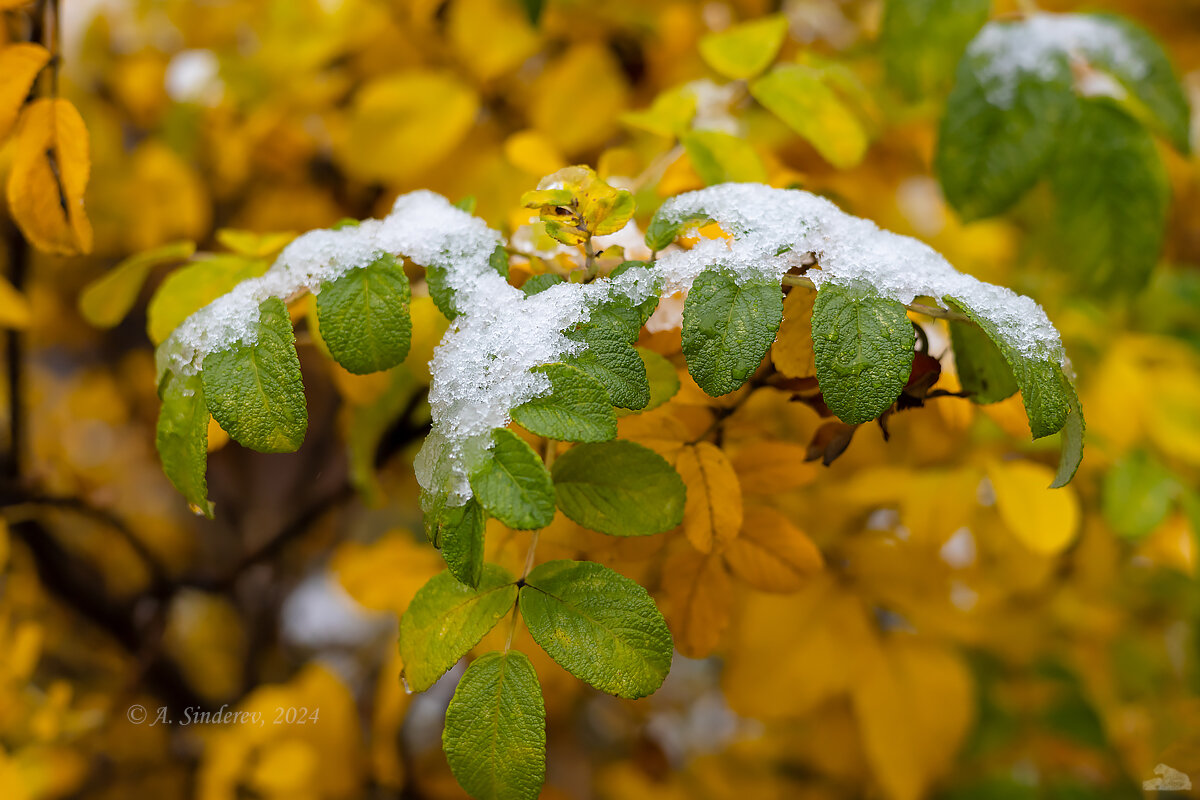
<box><xmin>852</xmin><ymin>638</ymin><xmax>973</xmax><ymax>800</ymax></box>
<box><xmin>448</xmin><ymin>0</ymin><xmax>540</xmax><ymax>82</ymax></box>
<box><xmin>0</xmin><ymin>43</ymin><xmax>50</xmax><ymax>141</ymax></box>
<box><xmin>675</xmin><ymin>441</ymin><xmax>743</xmax><ymax>552</ymax></box>
<box><xmin>215</xmin><ymin>228</ymin><xmax>296</xmax><ymax>259</ymax></box>
<box><xmin>531</xmin><ymin>44</ymin><xmax>629</xmax><ymax>156</ymax></box>
<box><xmin>504</xmin><ymin>129</ymin><xmax>566</xmax><ymax>176</ymax></box>
<box><xmin>341</xmin><ymin>71</ymin><xmax>479</xmax><ymax>184</ymax></box>
<box><xmin>724</xmin><ymin>506</ymin><xmax>823</xmax><ymax>592</ymax></box>
<box><xmin>6</xmin><ymin>98</ymin><xmax>93</xmax><ymax>255</ymax></box>
<box><xmin>772</xmin><ymin>288</ymin><xmax>816</xmax><ymax>378</ymax></box>
<box><xmin>331</xmin><ymin>530</ymin><xmax>443</xmax><ymax>617</ymax></box>
<box><xmin>989</xmin><ymin>460</ymin><xmax>1081</xmax><ymax>555</ymax></box>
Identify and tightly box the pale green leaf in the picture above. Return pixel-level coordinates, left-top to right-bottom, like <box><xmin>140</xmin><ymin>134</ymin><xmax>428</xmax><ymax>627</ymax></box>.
<box><xmin>469</xmin><ymin>428</ymin><xmax>556</xmax><ymax>530</ymax></box>
<box><xmin>551</xmin><ymin>440</ymin><xmax>685</xmax><ymax>537</ymax></box>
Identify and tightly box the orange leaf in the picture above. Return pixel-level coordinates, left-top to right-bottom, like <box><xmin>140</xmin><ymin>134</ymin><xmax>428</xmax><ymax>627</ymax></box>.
<box><xmin>660</xmin><ymin>546</ymin><xmax>730</xmax><ymax>659</ymax></box>
<box><xmin>674</xmin><ymin>441</ymin><xmax>742</xmax><ymax>552</ymax></box>
<box><xmin>724</xmin><ymin>506</ymin><xmax>823</xmax><ymax>592</ymax></box>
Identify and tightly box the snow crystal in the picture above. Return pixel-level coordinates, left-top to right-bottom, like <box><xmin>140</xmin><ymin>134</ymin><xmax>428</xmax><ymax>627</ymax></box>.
<box><xmin>652</xmin><ymin>184</ymin><xmax>1065</xmax><ymax>362</ymax></box>
<box><xmin>967</xmin><ymin>13</ymin><xmax>1146</xmax><ymax>107</ymax></box>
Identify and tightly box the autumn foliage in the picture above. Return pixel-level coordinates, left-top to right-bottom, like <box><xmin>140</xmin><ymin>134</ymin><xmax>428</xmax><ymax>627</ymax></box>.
<box><xmin>2</xmin><ymin>0</ymin><xmax>1200</xmax><ymax>799</ymax></box>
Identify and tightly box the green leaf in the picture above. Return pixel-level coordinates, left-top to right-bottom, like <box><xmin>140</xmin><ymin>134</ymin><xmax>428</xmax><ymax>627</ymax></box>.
<box><xmin>156</xmin><ymin>370</ymin><xmax>212</xmax><ymax>518</ymax></box>
<box><xmin>316</xmin><ymin>254</ymin><xmax>413</xmax><ymax>374</ymax></box>
<box><xmin>438</xmin><ymin>499</ymin><xmax>487</xmax><ymax>587</ymax></box>
<box><xmin>399</xmin><ymin>565</ymin><xmax>518</xmax><ymax>692</ymax></box>
<box><xmin>454</xmin><ymin>195</ymin><xmax>478</xmax><ymax>214</ymax></box>
<box><xmin>469</xmin><ymin>428</ymin><xmax>556</xmax><ymax>530</ymax></box>
<box><xmin>1048</xmin><ymin>100</ymin><xmax>1169</xmax><ymax>296</ymax></box>
<box><xmin>520</xmin><ymin>560</ymin><xmax>673</xmax><ymax>698</ymax></box>
<box><xmin>521</xmin><ymin>273</ymin><xmax>564</xmax><ymax>296</ymax></box>
<box><xmin>616</xmin><ymin>348</ymin><xmax>679</xmax><ymax>417</ymax></box>
<box><xmin>1051</xmin><ymin>378</ymin><xmax>1084</xmax><ymax>489</ymax></box>
<box><xmin>510</xmin><ymin>363</ymin><xmax>617</xmax><ymax>443</ymax></box>
<box><xmin>1078</xmin><ymin>14</ymin><xmax>1191</xmax><ymax>154</ymax></box>
<box><xmin>644</xmin><ymin>211</ymin><xmax>712</xmax><ymax>252</ymax></box>
<box><xmin>147</xmin><ymin>254</ymin><xmax>270</xmax><ymax>344</ymax></box>
<box><xmin>489</xmin><ymin>245</ymin><xmax>510</xmax><ymax>279</ymax></box>
<box><xmin>936</xmin><ymin>57</ymin><xmax>1074</xmax><ymax>220</ymax></box>
<box><xmin>564</xmin><ymin>296</ymin><xmax>650</xmax><ymax>410</ymax></box>
<box><xmin>880</xmin><ymin>0</ymin><xmax>991</xmax><ymax>99</ymax></box>
<box><xmin>79</xmin><ymin>240</ymin><xmax>195</xmax><ymax>329</ymax></box>
<box><xmin>945</xmin><ymin>297</ymin><xmax>1073</xmax><ymax>442</ymax></box>
<box><xmin>681</xmin><ymin>131</ymin><xmax>768</xmax><ymax>186</ymax></box>
<box><xmin>811</xmin><ymin>284</ymin><xmax>914</xmax><ymax>425</ymax></box>
<box><xmin>201</xmin><ymin>297</ymin><xmax>308</xmax><ymax>453</ymax></box>
<box><xmin>1102</xmin><ymin>450</ymin><xmax>1177</xmax><ymax>540</ymax></box>
<box><xmin>749</xmin><ymin>64</ymin><xmax>869</xmax><ymax>169</ymax></box>
<box><xmin>950</xmin><ymin>318</ymin><xmax>1018</xmax><ymax>404</ymax></box>
<box><xmin>682</xmin><ymin>267</ymin><xmax>783</xmax><ymax>397</ymax></box>
<box><xmin>551</xmin><ymin>440</ymin><xmax>685</xmax><ymax>537</ymax></box>
<box><xmin>443</xmin><ymin>651</ymin><xmax>545</xmax><ymax>800</ymax></box>
<box><xmin>698</xmin><ymin>15</ymin><xmax>789</xmax><ymax>80</ymax></box>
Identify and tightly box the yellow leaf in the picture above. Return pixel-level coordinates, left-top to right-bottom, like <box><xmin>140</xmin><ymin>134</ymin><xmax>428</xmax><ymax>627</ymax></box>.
<box><xmin>6</xmin><ymin>98</ymin><xmax>93</xmax><ymax>255</ymax></box>
<box><xmin>852</xmin><ymin>639</ymin><xmax>973</xmax><ymax>800</ymax></box>
<box><xmin>698</xmin><ymin>15</ymin><xmax>789</xmax><ymax>80</ymax></box>
<box><xmin>0</xmin><ymin>43</ymin><xmax>50</xmax><ymax>141</ymax></box>
<box><xmin>771</xmin><ymin>288</ymin><xmax>816</xmax><ymax>378</ymax></box>
<box><xmin>750</xmin><ymin>64</ymin><xmax>869</xmax><ymax>169</ymax></box>
<box><xmin>531</xmin><ymin>44</ymin><xmax>629</xmax><ymax>156</ymax></box>
<box><xmin>331</xmin><ymin>530</ymin><xmax>443</xmax><ymax>616</ymax></box>
<box><xmin>215</xmin><ymin>228</ymin><xmax>296</xmax><ymax>259</ymax></box>
<box><xmin>0</xmin><ymin>275</ymin><xmax>32</xmax><ymax>329</ymax></box>
<box><xmin>448</xmin><ymin>0</ymin><xmax>540</xmax><ymax>81</ymax></box>
<box><xmin>660</xmin><ymin>546</ymin><xmax>731</xmax><ymax>659</ymax></box>
<box><xmin>730</xmin><ymin>440</ymin><xmax>817</xmax><ymax>492</ymax></box>
<box><xmin>504</xmin><ymin>129</ymin><xmax>566</xmax><ymax>176</ymax></box>
<box><xmin>162</xmin><ymin>590</ymin><xmax>246</xmax><ymax>702</ymax></box>
<box><xmin>1147</xmin><ymin>367</ymin><xmax>1200</xmax><ymax>465</ymax></box>
<box><xmin>681</xmin><ymin>130</ymin><xmax>768</xmax><ymax>185</ymax></box>
<box><xmin>724</xmin><ymin>506</ymin><xmax>822</xmax><ymax>592</ymax></box>
<box><xmin>988</xmin><ymin>460</ymin><xmax>1081</xmax><ymax>555</ymax></box>
<box><xmin>78</xmin><ymin>240</ymin><xmax>195</xmax><ymax>329</ymax></box>
<box><xmin>619</xmin><ymin>85</ymin><xmax>697</xmax><ymax>138</ymax></box>
<box><xmin>675</xmin><ymin>441</ymin><xmax>743</xmax><ymax>552</ymax></box>
<box><xmin>723</xmin><ymin>577</ymin><xmax>874</xmax><ymax>719</ymax></box>
<box><xmin>341</xmin><ymin>71</ymin><xmax>479</xmax><ymax>184</ymax></box>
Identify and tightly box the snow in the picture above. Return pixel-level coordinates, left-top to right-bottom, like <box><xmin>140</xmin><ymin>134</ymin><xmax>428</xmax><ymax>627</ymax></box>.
<box><xmin>651</xmin><ymin>184</ymin><xmax>1065</xmax><ymax>362</ymax></box>
<box><xmin>967</xmin><ymin>13</ymin><xmax>1146</xmax><ymax>107</ymax></box>
<box><xmin>161</xmin><ymin>184</ymin><xmax>1066</xmax><ymax>512</ymax></box>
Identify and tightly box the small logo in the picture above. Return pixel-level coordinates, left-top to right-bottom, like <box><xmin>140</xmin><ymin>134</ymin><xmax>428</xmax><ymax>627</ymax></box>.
<box><xmin>1143</xmin><ymin>763</ymin><xmax>1192</xmax><ymax>792</ymax></box>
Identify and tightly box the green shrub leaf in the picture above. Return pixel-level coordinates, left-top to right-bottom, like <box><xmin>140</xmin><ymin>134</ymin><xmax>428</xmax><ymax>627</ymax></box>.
<box><xmin>880</xmin><ymin>0</ymin><xmax>990</xmax><ymax>99</ymax></box>
<box><xmin>681</xmin><ymin>131</ymin><xmax>767</xmax><ymax>186</ymax></box>
<box><xmin>469</xmin><ymin>428</ymin><xmax>556</xmax><ymax>529</ymax></box>
<box><xmin>399</xmin><ymin>565</ymin><xmax>517</xmax><ymax>692</ymax></box>
<box><xmin>811</xmin><ymin>284</ymin><xmax>914</xmax><ymax>425</ymax></box>
<box><xmin>315</xmin><ymin>253</ymin><xmax>412</xmax><ymax>374</ymax></box>
<box><xmin>437</xmin><ymin>499</ymin><xmax>487</xmax><ymax>588</ymax></box>
<box><xmin>443</xmin><ymin>651</ymin><xmax>545</xmax><ymax>800</ymax></box>
<box><xmin>616</xmin><ymin>348</ymin><xmax>679</xmax><ymax>417</ymax></box>
<box><xmin>201</xmin><ymin>297</ymin><xmax>307</xmax><ymax>453</ymax></box>
<box><xmin>936</xmin><ymin>63</ymin><xmax>1074</xmax><ymax>221</ymax></box>
<box><xmin>520</xmin><ymin>560</ymin><xmax>673</xmax><ymax>698</ymax></box>
<box><xmin>950</xmin><ymin>319</ymin><xmax>1018</xmax><ymax>404</ymax></box>
<box><xmin>147</xmin><ymin>254</ymin><xmax>269</xmax><ymax>345</ymax></box>
<box><xmin>1102</xmin><ymin>450</ymin><xmax>1177</xmax><ymax>539</ymax></box>
<box><xmin>551</xmin><ymin>440</ymin><xmax>685</xmax><ymax>536</ymax></box>
<box><xmin>1048</xmin><ymin>100</ymin><xmax>1169</xmax><ymax>296</ymax></box>
<box><xmin>511</xmin><ymin>363</ymin><xmax>618</xmax><ymax>442</ymax></box>
<box><xmin>749</xmin><ymin>64</ymin><xmax>869</xmax><ymax>169</ymax></box>
<box><xmin>156</xmin><ymin>370</ymin><xmax>212</xmax><ymax>518</ymax></box>
<box><xmin>682</xmin><ymin>267</ymin><xmax>783</xmax><ymax>396</ymax></box>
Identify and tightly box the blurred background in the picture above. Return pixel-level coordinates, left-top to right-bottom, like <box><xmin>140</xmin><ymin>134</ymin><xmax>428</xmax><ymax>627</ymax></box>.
<box><xmin>1</xmin><ymin>0</ymin><xmax>1199</xmax><ymax>798</ymax></box>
